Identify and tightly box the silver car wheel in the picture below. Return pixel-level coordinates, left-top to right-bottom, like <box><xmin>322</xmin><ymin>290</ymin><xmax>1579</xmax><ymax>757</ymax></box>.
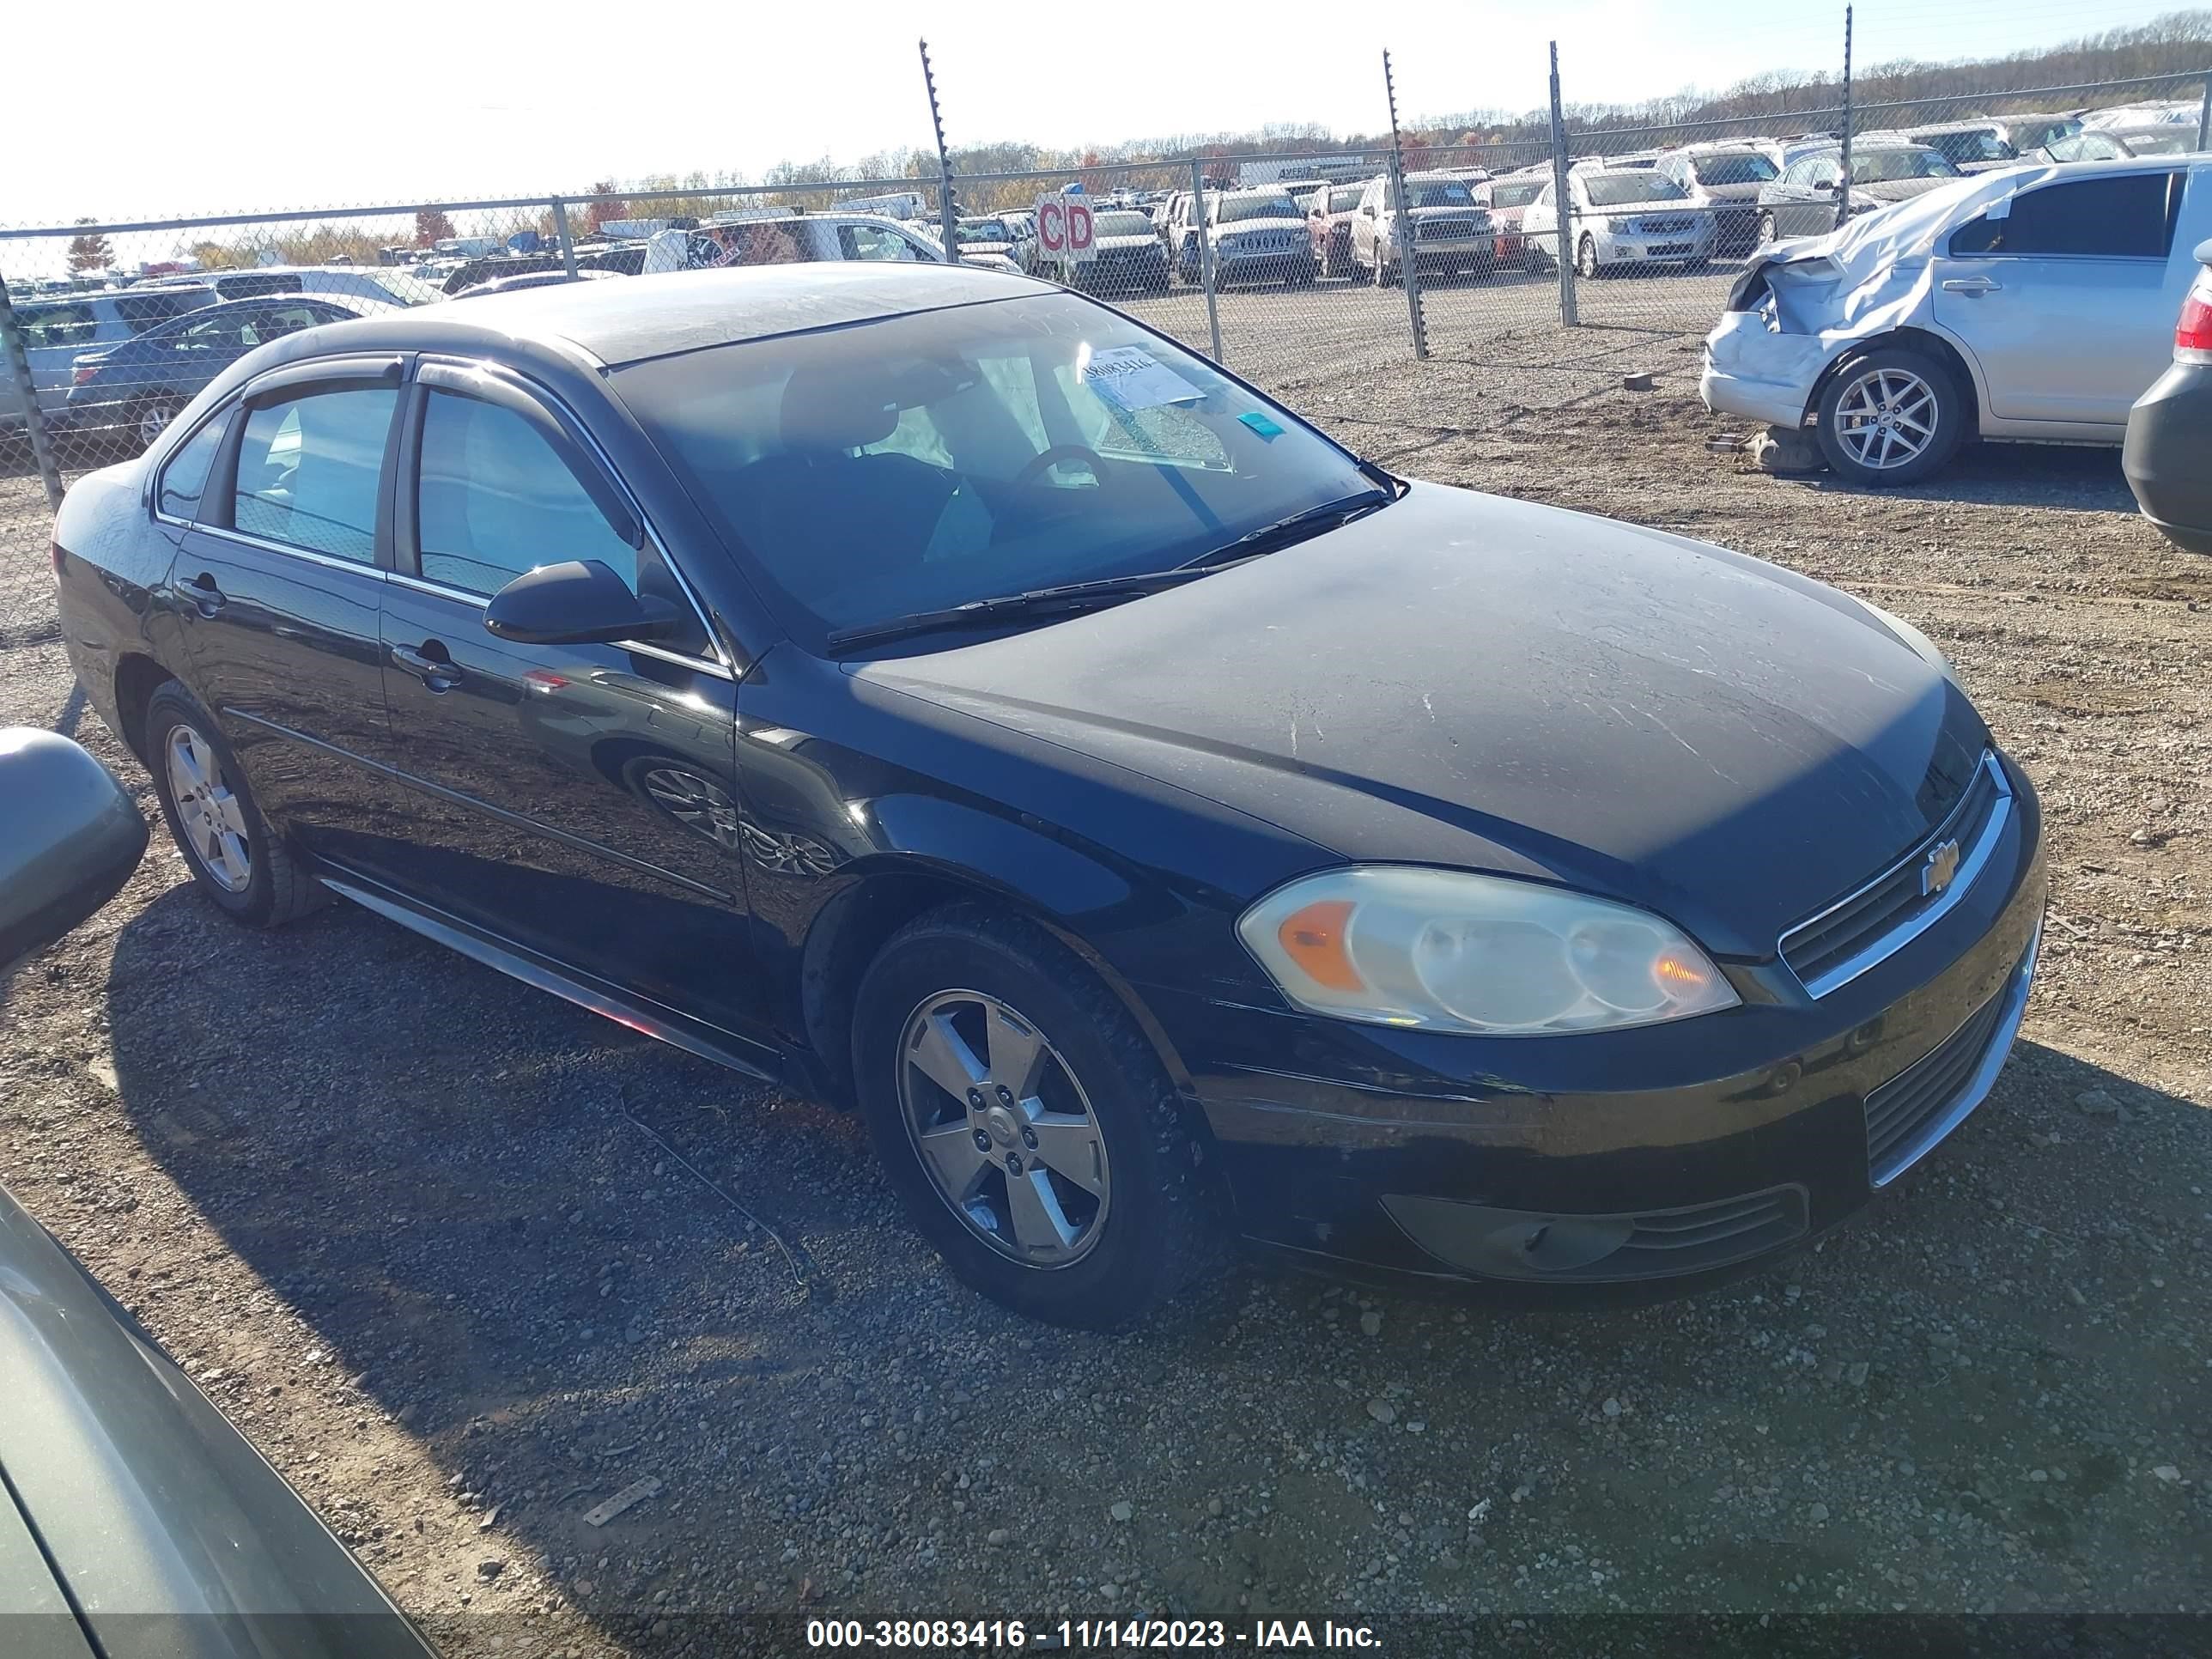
<box><xmin>138</xmin><ymin>402</ymin><xmax>177</xmax><ymax>449</ymax></box>
<box><xmin>165</xmin><ymin>723</ymin><xmax>252</xmax><ymax>892</ymax></box>
<box><xmin>895</xmin><ymin>988</ymin><xmax>1111</xmax><ymax>1268</ymax></box>
<box><xmin>1834</xmin><ymin>366</ymin><xmax>1939</xmax><ymax>471</ymax></box>
<box><xmin>639</xmin><ymin>765</ymin><xmax>742</xmax><ymax>849</ymax></box>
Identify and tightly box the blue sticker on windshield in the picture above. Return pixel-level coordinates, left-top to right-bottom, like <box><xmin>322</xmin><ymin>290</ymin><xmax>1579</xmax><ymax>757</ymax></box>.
<box><xmin>1240</xmin><ymin>412</ymin><xmax>1284</xmax><ymax>439</ymax></box>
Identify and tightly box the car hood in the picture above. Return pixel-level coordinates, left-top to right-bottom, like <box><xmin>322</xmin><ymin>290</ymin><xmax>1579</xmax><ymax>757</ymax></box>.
<box><xmin>1694</xmin><ymin>181</ymin><xmax>1770</xmax><ymax>204</ymax></box>
<box><xmin>1094</xmin><ymin>234</ymin><xmax>1163</xmax><ymax>252</ymax></box>
<box><xmin>1858</xmin><ymin>173</ymin><xmax>1967</xmax><ymax>203</ymax></box>
<box><xmin>1585</xmin><ymin>198</ymin><xmax>1707</xmax><ymax>216</ymax></box>
<box><xmin>1212</xmin><ymin>216</ymin><xmax>1305</xmax><ymax>236</ymax></box>
<box><xmin>862</xmin><ymin>483</ymin><xmax>1985</xmax><ymax>956</ymax></box>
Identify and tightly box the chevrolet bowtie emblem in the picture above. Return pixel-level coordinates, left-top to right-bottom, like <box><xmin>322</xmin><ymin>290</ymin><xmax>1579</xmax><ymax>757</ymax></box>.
<box><xmin>1922</xmin><ymin>838</ymin><xmax>1963</xmax><ymax>898</ymax></box>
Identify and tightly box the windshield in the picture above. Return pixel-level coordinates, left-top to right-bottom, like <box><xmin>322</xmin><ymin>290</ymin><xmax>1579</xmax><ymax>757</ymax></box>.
<box><xmin>957</xmin><ymin>221</ymin><xmax>1012</xmax><ymax>243</ymax></box>
<box><xmin>1854</xmin><ymin>147</ymin><xmax>1961</xmax><ymax>182</ymax></box>
<box><xmin>2121</xmin><ymin>128</ymin><xmax>2191</xmax><ymax>155</ymax></box>
<box><xmin>2015</xmin><ymin>118</ymin><xmax>2080</xmax><ymax>151</ymax></box>
<box><xmin>1215</xmin><ymin>194</ymin><xmax>1299</xmax><ymax>223</ymax></box>
<box><xmin>1091</xmin><ymin>211</ymin><xmax>1153</xmax><ymax>236</ymax></box>
<box><xmin>617</xmin><ymin>292</ymin><xmax>1376</xmax><ymax>648</ymax></box>
<box><xmin>1490</xmin><ymin>179</ymin><xmax>1546</xmax><ymax>209</ymax></box>
<box><xmin>1406</xmin><ymin>179</ymin><xmax>1477</xmax><ymax>207</ymax></box>
<box><xmin>1583</xmin><ymin>172</ymin><xmax>1689</xmax><ymax>206</ymax></box>
<box><xmin>1927</xmin><ymin>129</ymin><xmax>2015</xmax><ymax>162</ymax></box>
<box><xmin>1692</xmin><ymin>153</ymin><xmax>1778</xmax><ymax>185</ymax></box>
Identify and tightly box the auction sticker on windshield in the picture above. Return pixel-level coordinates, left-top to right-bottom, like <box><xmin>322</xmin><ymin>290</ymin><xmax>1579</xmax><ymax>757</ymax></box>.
<box><xmin>1082</xmin><ymin>345</ymin><xmax>1205</xmax><ymax>412</ymax></box>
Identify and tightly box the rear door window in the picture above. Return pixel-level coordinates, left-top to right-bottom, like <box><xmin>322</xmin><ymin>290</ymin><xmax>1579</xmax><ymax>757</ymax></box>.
<box><xmin>116</xmin><ymin>290</ymin><xmax>206</xmax><ymax>333</ymax></box>
<box><xmin>231</xmin><ymin>386</ymin><xmax>397</xmax><ymax>562</ymax></box>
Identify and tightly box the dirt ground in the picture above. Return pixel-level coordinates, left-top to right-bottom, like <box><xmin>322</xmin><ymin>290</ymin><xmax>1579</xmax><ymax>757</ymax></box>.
<box><xmin>2</xmin><ymin>332</ymin><xmax>2207</xmax><ymax>1656</ymax></box>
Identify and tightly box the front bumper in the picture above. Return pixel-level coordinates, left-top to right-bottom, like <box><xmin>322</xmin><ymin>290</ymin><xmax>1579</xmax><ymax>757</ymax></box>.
<box><xmin>2124</xmin><ymin>359</ymin><xmax>2212</xmax><ymax>556</ymax></box>
<box><xmin>1146</xmin><ymin>755</ymin><xmax>2047</xmax><ymax>1304</ymax></box>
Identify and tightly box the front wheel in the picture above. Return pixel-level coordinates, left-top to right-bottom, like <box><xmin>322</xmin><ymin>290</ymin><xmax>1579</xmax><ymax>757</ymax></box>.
<box><xmin>852</xmin><ymin>908</ymin><xmax>1213</xmax><ymax>1329</ymax></box>
<box><xmin>1755</xmin><ymin>212</ymin><xmax>1778</xmax><ymax>249</ymax></box>
<box><xmin>1814</xmin><ymin>345</ymin><xmax>1967</xmax><ymax>486</ymax></box>
<box><xmin>1576</xmin><ymin>234</ymin><xmax>1600</xmax><ymax>278</ymax></box>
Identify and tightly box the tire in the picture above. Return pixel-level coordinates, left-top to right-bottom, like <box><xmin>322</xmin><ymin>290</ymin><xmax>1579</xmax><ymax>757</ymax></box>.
<box><xmin>144</xmin><ymin>682</ymin><xmax>323</xmax><ymax>927</ymax></box>
<box><xmin>1576</xmin><ymin>234</ymin><xmax>1601</xmax><ymax>279</ymax></box>
<box><xmin>851</xmin><ymin>906</ymin><xmax>1214</xmax><ymax>1329</ymax></box>
<box><xmin>131</xmin><ymin>396</ymin><xmax>183</xmax><ymax>454</ymax></box>
<box><xmin>1755</xmin><ymin>213</ymin><xmax>1778</xmax><ymax>249</ymax></box>
<box><xmin>1814</xmin><ymin>344</ymin><xmax>1967</xmax><ymax>487</ymax></box>
<box><xmin>1374</xmin><ymin>252</ymin><xmax>1395</xmax><ymax>288</ymax></box>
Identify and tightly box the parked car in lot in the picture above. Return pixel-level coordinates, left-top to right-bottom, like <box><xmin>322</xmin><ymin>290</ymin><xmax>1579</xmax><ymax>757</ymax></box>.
<box><xmin>50</xmin><ymin>263</ymin><xmax>2046</xmax><ymax>1328</ymax></box>
<box><xmin>1863</xmin><ymin>116</ymin><xmax>2084</xmax><ymax>173</ymax></box>
<box><xmin>1753</xmin><ymin>143</ymin><xmax>1964</xmax><ymax>245</ymax></box>
<box><xmin>1070</xmin><ymin>209</ymin><xmax>1170</xmax><ymax>296</ymax></box>
<box><xmin>1304</xmin><ymin>179</ymin><xmax>1372</xmax><ymax>278</ymax></box>
<box><xmin>2033</xmin><ymin>129</ymin><xmax>2143</xmax><ymax>163</ymax></box>
<box><xmin>63</xmin><ymin>296</ymin><xmax>368</xmax><ymax>451</ymax></box>
<box><xmin>3</xmin><ymin>286</ymin><xmax>213</xmax><ymax>436</ymax></box>
<box><xmin>2124</xmin><ymin>236</ymin><xmax>2212</xmax><ymax>553</ymax></box>
<box><xmin>1351</xmin><ymin>171</ymin><xmax>1497</xmax><ymax>285</ymax></box>
<box><xmin>454</xmin><ymin>268</ymin><xmax>621</xmax><ymax>299</ymax></box>
<box><xmin>1656</xmin><ymin>143</ymin><xmax>1783</xmax><ymax>254</ymax></box>
<box><xmin>1705</xmin><ymin>156</ymin><xmax>2209</xmax><ymax>484</ymax></box>
<box><xmin>955</xmin><ymin>216</ymin><xmax>1022</xmax><ymax>268</ymax></box>
<box><xmin>0</xmin><ymin>730</ymin><xmax>436</xmax><ymax>1656</ymax></box>
<box><xmin>148</xmin><ymin>265</ymin><xmax>439</xmax><ymax>309</ymax></box>
<box><xmin>2094</xmin><ymin>124</ymin><xmax>2198</xmax><ymax>158</ymax></box>
<box><xmin>1486</xmin><ymin>173</ymin><xmax>1552</xmax><ymax>269</ymax></box>
<box><xmin>1163</xmin><ymin>189</ymin><xmax>1316</xmax><ymax>287</ymax></box>
<box><xmin>1524</xmin><ymin>167</ymin><xmax>1716</xmax><ymax>276</ymax></box>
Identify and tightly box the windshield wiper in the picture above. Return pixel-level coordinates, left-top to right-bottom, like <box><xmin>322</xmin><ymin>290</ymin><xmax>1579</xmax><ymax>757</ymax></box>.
<box><xmin>1182</xmin><ymin>488</ymin><xmax>1394</xmax><ymax>570</ymax></box>
<box><xmin>825</xmin><ymin>569</ymin><xmax>1214</xmax><ymax>651</ymax></box>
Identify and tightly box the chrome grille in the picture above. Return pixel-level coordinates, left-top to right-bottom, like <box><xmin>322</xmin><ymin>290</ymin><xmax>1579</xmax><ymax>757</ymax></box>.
<box><xmin>1637</xmin><ymin>215</ymin><xmax>1696</xmax><ymax>234</ymax></box>
<box><xmin>1779</xmin><ymin>751</ymin><xmax>2010</xmax><ymax>997</ymax></box>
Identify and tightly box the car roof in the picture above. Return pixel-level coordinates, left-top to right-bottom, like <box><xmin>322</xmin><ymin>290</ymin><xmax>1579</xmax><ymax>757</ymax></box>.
<box><xmin>296</xmin><ymin>262</ymin><xmax>1048</xmax><ymax>369</ymax></box>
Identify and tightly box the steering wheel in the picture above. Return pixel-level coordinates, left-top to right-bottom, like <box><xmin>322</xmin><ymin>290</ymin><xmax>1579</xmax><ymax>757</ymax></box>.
<box><xmin>1012</xmin><ymin>444</ymin><xmax>1106</xmax><ymax>487</ymax></box>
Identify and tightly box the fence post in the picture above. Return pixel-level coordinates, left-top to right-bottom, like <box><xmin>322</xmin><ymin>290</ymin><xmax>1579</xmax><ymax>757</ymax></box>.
<box><xmin>550</xmin><ymin>199</ymin><xmax>579</xmax><ymax>276</ymax></box>
<box><xmin>1189</xmin><ymin>159</ymin><xmax>1224</xmax><ymax>364</ymax></box>
<box><xmin>0</xmin><ymin>276</ymin><xmax>64</xmax><ymax>511</ymax></box>
<box><xmin>1838</xmin><ymin>6</ymin><xmax>1855</xmax><ymax>224</ymax></box>
<box><xmin>1548</xmin><ymin>42</ymin><xmax>1579</xmax><ymax>328</ymax></box>
<box><xmin>2198</xmin><ymin>67</ymin><xmax>2210</xmax><ymax>149</ymax></box>
<box><xmin>1382</xmin><ymin>51</ymin><xmax>1429</xmax><ymax>361</ymax></box>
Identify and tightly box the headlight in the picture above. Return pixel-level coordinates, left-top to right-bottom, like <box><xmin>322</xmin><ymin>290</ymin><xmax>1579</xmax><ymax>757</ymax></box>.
<box><xmin>1237</xmin><ymin>866</ymin><xmax>1739</xmax><ymax>1036</ymax></box>
<box><xmin>1856</xmin><ymin>597</ymin><xmax>1957</xmax><ymax>683</ymax></box>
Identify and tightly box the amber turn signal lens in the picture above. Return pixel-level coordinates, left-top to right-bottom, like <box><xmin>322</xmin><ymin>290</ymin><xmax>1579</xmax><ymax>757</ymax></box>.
<box><xmin>1655</xmin><ymin>953</ymin><xmax>1710</xmax><ymax>988</ymax></box>
<box><xmin>1278</xmin><ymin>899</ymin><xmax>1364</xmax><ymax>991</ymax></box>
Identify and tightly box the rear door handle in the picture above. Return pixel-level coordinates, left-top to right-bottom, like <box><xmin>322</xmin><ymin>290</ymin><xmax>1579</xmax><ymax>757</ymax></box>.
<box><xmin>1941</xmin><ymin>276</ymin><xmax>2002</xmax><ymax>295</ymax></box>
<box><xmin>390</xmin><ymin>641</ymin><xmax>460</xmax><ymax>693</ymax></box>
<box><xmin>184</xmin><ymin>571</ymin><xmax>226</xmax><ymax>616</ymax></box>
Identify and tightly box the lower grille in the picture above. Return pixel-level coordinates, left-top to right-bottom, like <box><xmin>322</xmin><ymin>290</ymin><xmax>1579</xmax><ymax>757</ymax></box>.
<box><xmin>1863</xmin><ymin>942</ymin><xmax>2031</xmax><ymax>1184</ymax></box>
<box><xmin>1383</xmin><ymin>1184</ymin><xmax>1808</xmax><ymax>1283</ymax></box>
<box><xmin>1638</xmin><ymin>216</ymin><xmax>1696</xmax><ymax>233</ymax></box>
<box><xmin>1645</xmin><ymin>242</ymin><xmax>1694</xmax><ymax>257</ymax></box>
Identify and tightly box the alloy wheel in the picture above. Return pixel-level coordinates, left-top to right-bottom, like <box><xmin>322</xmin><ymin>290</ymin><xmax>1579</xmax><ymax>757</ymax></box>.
<box><xmin>895</xmin><ymin>989</ymin><xmax>1110</xmax><ymax>1267</ymax></box>
<box><xmin>1832</xmin><ymin>366</ymin><xmax>1939</xmax><ymax>471</ymax></box>
<box><xmin>138</xmin><ymin>401</ymin><xmax>179</xmax><ymax>450</ymax></box>
<box><xmin>165</xmin><ymin>723</ymin><xmax>252</xmax><ymax>891</ymax></box>
<box><xmin>1756</xmin><ymin>213</ymin><xmax>1777</xmax><ymax>247</ymax></box>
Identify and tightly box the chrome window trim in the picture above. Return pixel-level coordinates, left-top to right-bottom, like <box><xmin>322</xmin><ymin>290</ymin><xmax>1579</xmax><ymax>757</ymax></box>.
<box><xmin>185</xmin><ymin>522</ymin><xmax>388</xmax><ymax>578</ymax></box>
<box><xmin>1782</xmin><ymin>750</ymin><xmax>2013</xmax><ymax>1000</ymax></box>
<box><xmin>411</xmin><ymin>358</ymin><xmax>735</xmax><ymax>676</ymax></box>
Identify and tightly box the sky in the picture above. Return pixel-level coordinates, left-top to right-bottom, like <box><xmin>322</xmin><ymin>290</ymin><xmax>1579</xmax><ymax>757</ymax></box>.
<box><xmin>4</xmin><ymin>0</ymin><xmax>2191</xmax><ymax>254</ymax></box>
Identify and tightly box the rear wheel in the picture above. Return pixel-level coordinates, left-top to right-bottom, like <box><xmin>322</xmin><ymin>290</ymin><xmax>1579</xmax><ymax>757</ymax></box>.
<box><xmin>132</xmin><ymin>396</ymin><xmax>183</xmax><ymax>453</ymax></box>
<box><xmin>852</xmin><ymin>907</ymin><xmax>1213</xmax><ymax>1329</ymax></box>
<box><xmin>144</xmin><ymin>683</ymin><xmax>322</xmax><ymax>927</ymax></box>
<box><xmin>1755</xmin><ymin>212</ymin><xmax>1778</xmax><ymax>249</ymax></box>
<box><xmin>1814</xmin><ymin>345</ymin><xmax>1967</xmax><ymax>487</ymax></box>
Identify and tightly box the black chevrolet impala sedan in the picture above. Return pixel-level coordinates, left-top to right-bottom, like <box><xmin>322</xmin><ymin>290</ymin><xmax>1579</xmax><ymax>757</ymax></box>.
<box><xmin>51</xmin><ymin>264</ymin><xmax>2045</xmax><ymax>1328</ymax></box>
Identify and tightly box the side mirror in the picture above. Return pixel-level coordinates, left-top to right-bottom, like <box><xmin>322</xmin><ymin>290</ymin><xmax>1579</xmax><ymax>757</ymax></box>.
<box><xmin>1814</xmin><ymin>179</ymin><xmax>1838</xmax><ymax>192</ymax></box>
<box><xmin>0</xmin><ymin>729</ymin><xmax>147</xmax><ymax>970</ymax></box>
<box><xmin>483</xmin><ymin>559</ymin><xmax>684</xmax><ymax>647</ymax></box>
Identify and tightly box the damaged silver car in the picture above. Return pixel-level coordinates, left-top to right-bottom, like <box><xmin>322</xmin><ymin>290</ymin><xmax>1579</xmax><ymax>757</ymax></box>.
<box><xmin>1701</xmin><ymin>156</ymin><xmax>2212</xmax><ymax>484</ymax></box>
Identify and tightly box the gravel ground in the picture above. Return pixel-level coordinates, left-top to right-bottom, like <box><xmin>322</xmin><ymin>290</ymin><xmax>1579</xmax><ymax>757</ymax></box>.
<box><xmin>2</xmin><ymin>329</ymin><xmax>2208</xmax><ymax>1658</ymax></box>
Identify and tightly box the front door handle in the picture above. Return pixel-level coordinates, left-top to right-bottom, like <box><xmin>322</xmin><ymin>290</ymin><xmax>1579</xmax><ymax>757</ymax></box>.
<box><xmin>1941</xmin><ymin>276</ymin><xmax>2002</xmax><ymax>295</ymax></box>
<box><xmin>184</xmin><ymin>571</ymin><xmax>226</xmax><ymax>617</ymax></box>
<box><xmin>391</xmin><ymin>641</ymin><xmax>460</xmax><ymax>693</ymax></box>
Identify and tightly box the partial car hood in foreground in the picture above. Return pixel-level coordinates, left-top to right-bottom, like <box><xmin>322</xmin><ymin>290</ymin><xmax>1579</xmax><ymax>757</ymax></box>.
<box><xmin>0</xmin><ymin>1185</ymin><xmax>433</xmax><ymax>1656</ymax></box>
<box><xmin>866</xmin><ymin>483</ymin><xmax>1985</xmax><ymax>957</ymax></box>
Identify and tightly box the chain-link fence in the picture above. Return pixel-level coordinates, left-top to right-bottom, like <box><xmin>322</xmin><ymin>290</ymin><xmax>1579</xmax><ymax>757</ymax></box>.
<box><xmin>4</xmin><ymin>53</ymin><xmax>2209</xmax><ymax>499</ymax></box>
